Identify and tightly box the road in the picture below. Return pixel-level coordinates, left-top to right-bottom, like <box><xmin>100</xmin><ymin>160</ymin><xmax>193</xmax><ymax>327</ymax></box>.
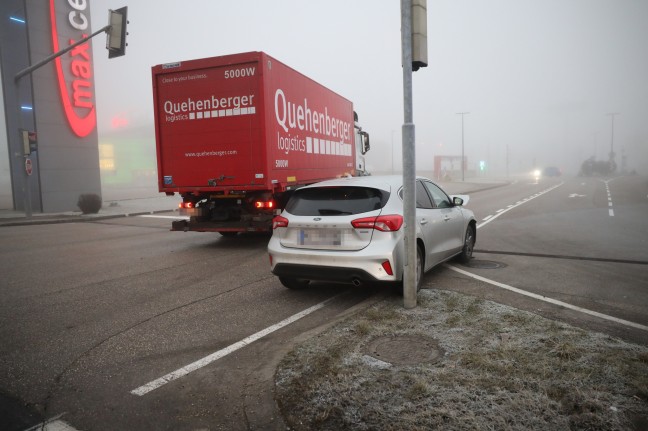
<box><xmin>439</xmin><ymin>174</ymin><xmax>648</xmax><ymax>345</ymax></box>
<box><xmin>0</xmin><ymin>174</ymin><xmax>646</xmax><ymax>430</ymax></box>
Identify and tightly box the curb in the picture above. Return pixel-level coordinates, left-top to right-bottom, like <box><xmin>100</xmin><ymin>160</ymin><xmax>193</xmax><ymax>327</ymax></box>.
<box><xmin>0</xmin><ymin>209</ymin><xmax>180</xmax><ymax>227</ymax></box>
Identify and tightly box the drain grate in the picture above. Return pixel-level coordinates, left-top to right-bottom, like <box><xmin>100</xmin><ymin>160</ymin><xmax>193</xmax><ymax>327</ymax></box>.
<box><xmin>366</xmin><ymin>335</ymin><xmax>443</xmax><ymax>365</ymax></box>
<box><xmin>463</xmin><ymin>259</ymin><xmax>506</xmax><ymax>269</ymax></box>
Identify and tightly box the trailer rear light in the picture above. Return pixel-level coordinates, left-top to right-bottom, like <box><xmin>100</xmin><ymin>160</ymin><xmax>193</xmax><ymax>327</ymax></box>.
<box><xmin>381</xmin><ymin>260</ymin><xmax>394</xmax><ymax>276</ymax></box>
<box><xmin>272</xmin><ymin>215</ymin><xmax>289</xmax><ymax>229</ymax></box>
<box><xmin>255</xmin><ymin>200</ymin><xmax>275</xmax><ymax>209</ymax></box>
<box><xmin>179</xmin><ymin>202</ymin><xmax>195</xmax><ymax>209</ymax></box>
<box><xmin>351</xmin><ymin>215</ymin><xmax>403</xmax><ymax>232</ymax></box>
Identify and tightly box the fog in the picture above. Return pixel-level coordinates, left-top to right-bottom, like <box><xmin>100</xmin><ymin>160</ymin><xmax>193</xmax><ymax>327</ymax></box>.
<box><xmin>90</xmin><ymin>0</ymin><xmax>648</xmax><ymax>189</ymax></box>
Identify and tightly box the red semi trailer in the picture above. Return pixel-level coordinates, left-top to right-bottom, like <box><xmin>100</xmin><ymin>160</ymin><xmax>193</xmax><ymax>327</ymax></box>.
<box><xmin>152</xmin><ymin>52</ymin><xmax>370</xmax><ymax>234</ymax></box>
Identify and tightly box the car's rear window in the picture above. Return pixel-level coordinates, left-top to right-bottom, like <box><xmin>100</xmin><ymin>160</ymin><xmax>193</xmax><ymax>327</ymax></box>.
<box><xmin>285</xmin><ymin>186</ymin><xmax>389</xmax><ymax>216</ymax></box>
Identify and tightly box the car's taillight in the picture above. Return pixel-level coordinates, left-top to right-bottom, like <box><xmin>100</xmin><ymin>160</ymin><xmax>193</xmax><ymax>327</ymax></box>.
<box><xmin>179</xmin><ymin>201</ymin><xmax>194</xmax><ymax>209</ymax></box>
<box><xmin>352</xmin><ymin>215</ymin><xmax>403</xmax><ymax>232</ymax></box>
<box><xmin>272</xmin><ymin>215</ymin><xmax>289</xmax><ymax>229</ymax></box>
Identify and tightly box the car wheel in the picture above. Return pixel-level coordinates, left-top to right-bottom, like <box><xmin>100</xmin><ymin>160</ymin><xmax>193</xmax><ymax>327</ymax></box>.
<box><xmin>279</xmin><ymin>277</ymin><xmax>310</xmax><ymax>289</ymax></box>
<box><xmin>398</xmin><ymin>246</ymin><xmax>424</xmax><ymax>295</ymax></box>
<box><xmin>458</xmin><ymin>225</ymin><xmax>475</xmax><ymax>264</ymax></box>
<box><xmin>415</xmin><ymin>245</ymin><xmax>424</xmax><ymax>292</ymax></box>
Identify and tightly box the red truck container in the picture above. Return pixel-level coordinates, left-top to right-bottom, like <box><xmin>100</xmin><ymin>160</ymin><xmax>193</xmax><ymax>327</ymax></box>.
<box><xmin>152</xmin><ymin>51</ymin><xmax>370</xmax><ymax>234</ymax></box>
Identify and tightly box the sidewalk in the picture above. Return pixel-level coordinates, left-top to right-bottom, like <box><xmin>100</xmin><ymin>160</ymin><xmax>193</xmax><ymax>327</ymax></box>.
<box><xmin>0</xmin><ymin>195</ymin><xmax>182</xmax><ymax>227</ymax></box>
<box><xmin>0</xmin><ymin>178</ymin><xmax>507</xmax><ymax>227</ymax></box>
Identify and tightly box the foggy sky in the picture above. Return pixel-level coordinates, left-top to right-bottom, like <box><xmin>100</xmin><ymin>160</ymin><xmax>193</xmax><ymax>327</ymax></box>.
<box><xmin>90</xmin><ymin>0</ymin><xmax>648</xmax><ymax>176</ymax></box>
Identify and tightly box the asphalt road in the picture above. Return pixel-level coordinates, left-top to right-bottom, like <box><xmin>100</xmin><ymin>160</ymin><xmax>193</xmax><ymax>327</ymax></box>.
<box><xmin>437</xmin><ymin>174</ymin><xmax>648</xmax><ymax>345</ymax></box>
<box><xmin>1</xmin><ymin>174</ymin><xmax>646</xmax><ymax>430</ymax></box>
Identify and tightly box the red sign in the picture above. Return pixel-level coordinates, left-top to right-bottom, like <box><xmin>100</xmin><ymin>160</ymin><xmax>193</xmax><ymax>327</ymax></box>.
<box><xmin>25</xmin><ymin>158</ymin><xmax>33</xmax><ymax>176</ymax></box>
<box><xmin>49</xmin><ymin>0</ymin><xmax>97</xmax><ymax>137</ymax></box>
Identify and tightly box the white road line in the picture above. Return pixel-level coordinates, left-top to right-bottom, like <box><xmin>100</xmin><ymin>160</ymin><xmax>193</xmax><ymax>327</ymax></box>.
<box><xmin>139</xmin><ymin>215</ymin><xmax>189</xmax><ymax>220</ymax></box>
<box><xmin>24</xmin><ymin>415</ymin><xmax>80</xmax><ymax>431</ymax></box>
<box><xmin>609</xmin><ymin>209</ymin><xmax>615</xmax><ymax>216</ymax></box>
<box><xmin>131</xmin><ymin>295</ymin><xmax>341</xmax><ymax>396</ymax></box>
<box><xmin>482</xmin><ymin>215</ymin><xmax>493</xmax><ymax>221</ymax></box>
<box><xmin>477</xmin><ymin>182</ymin><xmax>564</xmax><ymax>229</ymax></box>
<box><xmin>445</xmin><ymin>264</ymin><xmax>648</xmax><ymax>332</ymax></box>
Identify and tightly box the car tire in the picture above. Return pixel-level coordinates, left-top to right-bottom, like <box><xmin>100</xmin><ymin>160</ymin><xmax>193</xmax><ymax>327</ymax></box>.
<box><xmin>279</xmin><ymin>277</ymin><xmax>310</xmax><ymax>290</ymax></box>
<box><xmin>398</xmin><ymin>246</ymin><xmax>424</xmax><ymax>295</ymax></box>
<box><xmin>458</xmin><ymin>225</ymin><xmax>475</xmax><ymax>264</ymax></box>
<box><xmin>415</xmin><ymin>245</ymin><xmax>424</xmax><ymax>292</ymax></box>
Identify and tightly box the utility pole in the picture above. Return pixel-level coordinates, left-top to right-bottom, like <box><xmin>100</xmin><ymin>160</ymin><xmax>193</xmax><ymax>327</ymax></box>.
<box><xmin>456</xmin><ymin>112</ymin><xmax>469</xmax><ymax>181</ymax></box>
<box><xmin>606</xmin><ymin>112</ymin><xmax>619</xmax><ymax>160</ymax></box>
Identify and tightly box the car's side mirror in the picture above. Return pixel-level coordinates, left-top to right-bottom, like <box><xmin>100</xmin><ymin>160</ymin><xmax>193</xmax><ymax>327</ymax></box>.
<box><xmin>451</xmin><ymin>195</ymin><xmax>470</xmax><ymax>206</ymax></box>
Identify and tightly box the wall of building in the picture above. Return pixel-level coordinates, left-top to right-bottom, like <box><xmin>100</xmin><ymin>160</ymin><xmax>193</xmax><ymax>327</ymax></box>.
<box><xmin>1</xmin><ymin>0</ymin><xmax>101</xmax><ymax>213</ymax></box>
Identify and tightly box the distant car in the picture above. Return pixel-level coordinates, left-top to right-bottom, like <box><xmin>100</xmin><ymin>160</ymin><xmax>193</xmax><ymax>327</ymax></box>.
<box><xmin>268</xmin><ymin>175</ymin><xmax>476</xmax><ymax>291</ymax></box>
<box><xmin>543</xmin><ymin>166</ymin><xmax>562</xmax><ymax>177</ymax></box>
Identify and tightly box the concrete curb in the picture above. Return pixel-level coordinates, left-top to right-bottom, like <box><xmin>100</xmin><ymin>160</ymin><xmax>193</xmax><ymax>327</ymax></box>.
<box><xmin>0</xmin><ymin>209</ymin><xmax>180</xmax><ymax>227</ymax></box>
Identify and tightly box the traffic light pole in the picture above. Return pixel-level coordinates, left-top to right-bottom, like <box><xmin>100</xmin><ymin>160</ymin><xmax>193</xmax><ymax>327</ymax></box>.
<box><xmin>401</xmin><ymin>0</ymin><xmax>417</xmax><ymax>309</ymax></box>
<box><xmin>14</xmin><ymin>25</ymin><xmax>110</xmax><ymax>82</ymax></box>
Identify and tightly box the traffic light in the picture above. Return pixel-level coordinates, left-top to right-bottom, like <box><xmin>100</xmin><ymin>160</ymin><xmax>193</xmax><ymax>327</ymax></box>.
<box><xmin>106</xmin><ymin>7</ymin><xmax>128</xmax><ymax>58</ymax></box>
<box><xmin>21</xmin><ymin>130</ymin><xmax>37</xmax><ymax>155</ymax></box>
<box><xmin>411</xmin><ymin>0</ymin><xmax>428</xmax><ymax>71</ymax></box>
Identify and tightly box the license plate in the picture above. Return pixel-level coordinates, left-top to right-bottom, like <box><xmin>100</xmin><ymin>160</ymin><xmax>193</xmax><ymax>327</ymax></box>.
<box><xmin>298</xmin><ymin>229</ymin><xmax>342</xmax><ymax>246</ymax></box>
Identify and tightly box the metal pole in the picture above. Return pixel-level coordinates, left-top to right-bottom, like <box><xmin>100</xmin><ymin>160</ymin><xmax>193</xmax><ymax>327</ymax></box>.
<box><xmin>606</xmin><ymin>112</ymin><xmax>619</xmax><ymax>160</ymax></box>
<box><xmin>14</xmin><ymin>25</ymin><xmax>110</xmax><ymax>82</ymax></box>
<box><xmin>401</xmin><ymin>0</ymin><xmax>417</xmax><ymax>309</ymax></box>
<box><xmin>456</xmin><ymin>112</ymin><xmax>469</xmax><ymax>181</ymax></box>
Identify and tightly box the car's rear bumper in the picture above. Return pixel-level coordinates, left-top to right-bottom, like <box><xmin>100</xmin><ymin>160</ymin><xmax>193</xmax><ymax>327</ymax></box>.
<box><xmin>268</xmin><ymin>236</ymin><xmax>403</xmax><ymax>284</ymax></box>
<box><xmin>272</xmin><ymin>263</ymin><xmax>385</xmax><ymax>284</ymax></box>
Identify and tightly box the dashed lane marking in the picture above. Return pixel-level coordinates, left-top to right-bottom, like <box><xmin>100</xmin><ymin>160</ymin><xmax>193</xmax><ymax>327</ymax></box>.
<box><xmin>478</xmin><ymin>182</ymin><xmax>564</xmax><ymax>229</ymax></box>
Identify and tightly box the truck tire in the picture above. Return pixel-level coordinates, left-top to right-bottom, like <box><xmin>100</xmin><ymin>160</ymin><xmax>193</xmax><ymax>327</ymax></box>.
<box><xmin>218</xmin><ymin>232</ymin><xmax>238</xmax><ymax>237</ymax></box>
<box><xmin>279</xmin><ymin>277</ymin><xmax>310</xmax><ymax>290</ymax></box>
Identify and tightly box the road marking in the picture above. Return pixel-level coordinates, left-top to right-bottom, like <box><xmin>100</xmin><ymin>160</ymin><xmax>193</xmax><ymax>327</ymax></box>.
<box><xmin>477</xmin><ymin>182</ymin><xmax>563</xmax><ymax>229</ymax></box>
<box><xmin>131</xmin><ymin>295</ymin><xmax>341</xmax><ymax>396</ymax></box>
<box><xmin>139</xmin><ymin>215</ymin><xmax>189</xmax><ymax>220</ymax></box>
<box><xmin>603</xmin><ymin>179</ymin><xmax>615</xmax><ymax>217</ymax></box>
<box><xmin>24</xmin><ymin>415</ymin><xmax>80</xmax><ymax>431</ymax></box>
<box><xmin>445</xmin><ymin>264</ymin><xmax>648</xmax><ymax>332</ymax></box>
<box><xmin>482</xmin><ymin>215</ymin><xmax>493</xmax><ymax>221</ymax></box>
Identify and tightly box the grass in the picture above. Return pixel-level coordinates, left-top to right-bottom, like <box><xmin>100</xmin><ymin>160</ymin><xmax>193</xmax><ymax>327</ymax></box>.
<box><xmin>275</xmin><ymin>289</ymin><xmax>648</xmax><ymax>430</ymax></box>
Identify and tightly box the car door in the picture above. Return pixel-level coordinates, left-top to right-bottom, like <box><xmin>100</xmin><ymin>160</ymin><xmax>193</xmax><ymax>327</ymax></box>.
<box><xmin>421</xmin><ymin>180</ymin><xmax>466</xmax><ymax>259</ymax></box>
<box><xmin>415</xmin><ymin>180</ymin><xmax>450</xmax><ymax>269</ymax></box>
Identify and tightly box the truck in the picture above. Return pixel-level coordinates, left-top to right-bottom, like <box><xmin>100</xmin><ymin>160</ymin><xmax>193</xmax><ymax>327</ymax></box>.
<box><xmin>152</xmin><ymin>51</ymin><xmax>370</xmax><ymax>235</ymax></box>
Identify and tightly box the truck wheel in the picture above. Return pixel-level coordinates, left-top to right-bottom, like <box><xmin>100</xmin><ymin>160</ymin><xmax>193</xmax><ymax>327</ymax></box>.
<box><xmin>218</xmin><ymin>231</ymin><xmax>238</xmax><ymax>237</ymax></box>
<box><xmin>279</xmin><ymin>277</ymin><xmax>310</xmax><ymax>289</ymax></box>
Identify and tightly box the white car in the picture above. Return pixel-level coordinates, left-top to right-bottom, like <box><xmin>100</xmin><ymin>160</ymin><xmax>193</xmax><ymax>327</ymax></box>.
<box><xmin>268</xmin><ymin>175</ymin><xmax>476</xmax><ymax>290</ymax></box>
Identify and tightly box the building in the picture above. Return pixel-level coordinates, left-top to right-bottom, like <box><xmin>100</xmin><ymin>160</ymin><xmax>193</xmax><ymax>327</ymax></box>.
<box><xmin>1</xmin><ymin>0</ymin><xmax>101</xmax><ymax>213</ymax></box>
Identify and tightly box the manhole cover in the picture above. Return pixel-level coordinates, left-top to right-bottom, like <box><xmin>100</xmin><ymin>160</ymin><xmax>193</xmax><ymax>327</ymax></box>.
<box><xmin>366</xmin><ymin>335</ymin><xmax>443</xmax><ymax>365</ymax></box>
<box><xmin>463</xmin><ymin>259</ymin><xmax>506</xmax><ymax>269</ymax></box>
